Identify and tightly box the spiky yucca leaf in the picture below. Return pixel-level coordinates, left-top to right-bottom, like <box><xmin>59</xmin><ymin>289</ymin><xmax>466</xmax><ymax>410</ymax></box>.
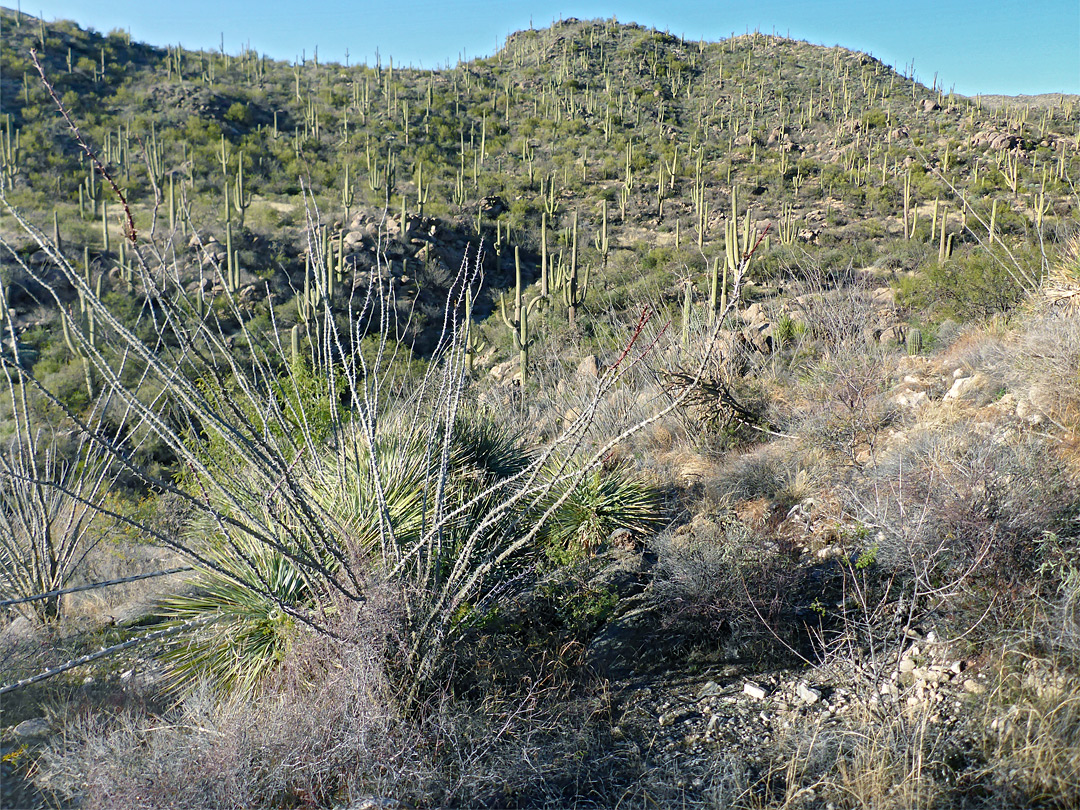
<box><xmin>157</xmin><ymin>532</ymin><xmax>316</xmax><ymax>696</ymax></box>
<box><xmin>545</xmin><ymin>463</ymin><xmax>664</xmax><ymax>556</ymax></box>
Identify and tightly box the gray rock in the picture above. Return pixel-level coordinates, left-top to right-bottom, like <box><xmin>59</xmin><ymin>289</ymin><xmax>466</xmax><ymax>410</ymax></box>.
<box><xmin>13</xmin><ymin>718</ymin><xmax>50</xmax><ymax>738</ymax></box>
<box><xmin>797</xmin><ymin>682</ymin><xmax>821</xmax><ymax>705</ymax></box>
<box><xmin>743</xmin><ymin>681</ymin><xmax>767</xmax><ymax>700</ymax></box>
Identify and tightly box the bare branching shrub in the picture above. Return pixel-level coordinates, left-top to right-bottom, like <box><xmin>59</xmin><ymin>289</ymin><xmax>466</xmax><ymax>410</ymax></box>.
<box><xmin>0</xmin><ymin>384</ymin><xmax>115</xmax><ymax>623</ymax></box>
<box><xmin>651</xmin><ymin>515</ymin><xmax>801</xmax><ymax>659</ymax></box>
<box><xmin>844</xmin><ymin>419</ymin><xmax>1079</xmax><ymax>650</ymax></box>
<box><xmin>1008</xmin><ymin>311</ymin><xmax>1080</xmax><ymax>435</ymax></box>
<box><xmin>800</xmin><ymin>349</ymin><xmax>898</xmax><ymax>468</ymax></box>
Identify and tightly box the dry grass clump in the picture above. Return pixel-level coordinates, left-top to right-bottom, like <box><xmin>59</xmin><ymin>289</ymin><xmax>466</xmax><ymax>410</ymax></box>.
<box><xmin>1043</xmin><ymin>233</ymin><xmax>1080</xmax><ymax>314</ymax></box>
<box><xmin>1008</xmin><ymin>311</ymin><xmax>1080</xmax><ymax>436</ymax></box>
<box><xmin>979</xmin><ymin>654</ymin><xmax>1080</xmax><ymax>807</ymax></box>
<box><xmin>651</xmin><ymin>516</ymin><xmax>803</xmax><ymax>661</ymax></box>
<box><xmin>747</xmin><ymin>698</ymin><xmax>954</xmax><ymax>810</ymax></box>
<box><xmin>972</xmin><ymin>564</ymin><xmax>1080</xmax><ymax>807</ymax></box>
<box><xmin>43</xmin><ymin>588</ymin><xmax>616</xmax><ymax>809</ymax></box>
<box><xmin>707</xmin><ymin>440</ymin><xmax>811</xmax><ymax>507</ymax></box>
<box><xmin>43</xmin><ymin>579</ymin><xmax>756</xmax><ymax>809</ymax></box>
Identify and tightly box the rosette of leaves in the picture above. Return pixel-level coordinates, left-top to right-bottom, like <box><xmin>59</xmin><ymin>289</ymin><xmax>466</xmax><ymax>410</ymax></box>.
<box><xmin>544</xmin><ymin>462</ymin><xmax>663</xmax><ymax>560</ymax></box>
<box><xmin>157</xmin><ymin>413</ymin><xmax>535</xmax><ymax>697</ymax></box>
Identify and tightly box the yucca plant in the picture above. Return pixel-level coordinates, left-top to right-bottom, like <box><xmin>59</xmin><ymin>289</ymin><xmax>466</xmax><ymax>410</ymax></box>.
<box><xmin>544</xmin><ymin>462</ymin><xmax>664</xmax><ymax>558</ymax></box>
<box><xmin>157</xmin><ymin>535</ymin><xmax>311</xmax><ymax>696</ymax></box>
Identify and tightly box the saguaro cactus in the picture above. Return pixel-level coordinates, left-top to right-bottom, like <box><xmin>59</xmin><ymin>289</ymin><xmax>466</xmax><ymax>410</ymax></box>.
<box><xmin>724</xmin><ymin>186</ymin><xmax>757</xmax><ymax>302</ymax></box>
<box><xmin>558</xmin><ymin>211</ymin><xmax>589</xmax><ymax>328</ymax></box>
<box><xmin>498</xmin><ymin>246</ymin><xmax>541</xmax><ymax>384</ymax></box>
<box><xmin>232</xmin><ymin>157</ymin><xmax>253</xmax><ymax>227</ymax></box>
<box><xmin>463</xmin><ymin>286</ymin><xmax>487</xmax><ymax>375</ymax></box>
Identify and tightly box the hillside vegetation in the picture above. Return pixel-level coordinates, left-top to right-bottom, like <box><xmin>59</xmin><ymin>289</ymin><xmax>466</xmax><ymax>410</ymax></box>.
<box><xmin>1</xmin><ymin>8</ymin><xmax>1079</xmax><ymax>808</ymax></box>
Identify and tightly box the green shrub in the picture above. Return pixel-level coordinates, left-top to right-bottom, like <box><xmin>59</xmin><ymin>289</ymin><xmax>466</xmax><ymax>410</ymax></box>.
<box><xmin>543</xmin><ymin>463</ymin><xmax>663</xmax><ymax>561</ymax></box>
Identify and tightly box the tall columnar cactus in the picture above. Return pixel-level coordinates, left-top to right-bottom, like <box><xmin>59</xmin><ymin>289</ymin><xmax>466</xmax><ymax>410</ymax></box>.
<box><xmin>414</xmin><ymin>161</ymin><xmax>429</xmax><ymax>217</ymax></box>
<box><xmin>541</xmin><ymin>173</ymin><xmax>558</xmax><ymax>217</ymax></box>
<box><xmin>498</xmin><ymin>247</ymin><xmax>541</xmax><ymax>384</ymax></box>
<box><xmin>290</xmin><ymin>323</ymin><xmax>302</xmax><ymax>367</ymax></box>
<box><xmin>463</xmin><ymin>286</ymin><xmax>487</xmax><ymax>375</ymax></box>
<box><xmin>902</xmin><ymin>169</ymin><xmax>914</xmax><ymax>240</ymax></box>
<box><xmin>232</xmin><ymin>158</ymin><xmax>252</xmax><ymax>226</ymax></box>
<box><xmin>168</xmin><ymin>174</ymin><xmax>177</xmax><ymax>234</ymax></box>
<box><xmin>596</xmin><ymin>199</ymin><xmax>609</xmax><ymax>264</ymax></box>
<box><xmin>62</xmin><ymin>254</ymin><xmax>101</xmax><ymax>400</ymax></box>
<box><xmin>341</xmin><ymin>162</ymin><xmax>355</xmax><ymax>223</ymax></box>
<box><xmin>558</xmin><ymin>211</ymin><xmax>590</xmax><ymax>328</ymax></box>
<box><xmin>225</xmin><ymin>221</ymin><xmax>240</xmax><ymax>293</ymax></box>
<box><xmin>218</xmin><ymin>133</ymin><xmax>229</xmax><ymax>178</ymax></box>
<box><xmin>62</xmin><ymin>314</ymin><xmax>94</xmax><ymax>400</ymax></box>
<box><xmin>724</xmin><ymin>186</ymin><xmax>756</xmax><ymax>300</ymax></box>
<box><xmin>1</xmin><ymin>116</ymin><xmax>21</xmax><ymax>189</ymax></box>
<box><xmin>681</xmin><ymin>279</ymin><xmax>694</xmax><ymax>351</ymax></box>
<box><xmin>146</xmin><ymin>123</ymin><xmax>165</xmax><ymax>189</ymax></box>
<box><xmin>540</xmin><ymin>211</ymin><xmax>550</xmax><ymax>301</ymax></box>
<box><xmin>708</xmin><ymin>256</ymin><xmax>728</xmax><ymax>325</ymax></box>
<box><xmin>101</xmin><ymin>201</ymin><xmax>110</xmax><ymax>254</ymax></box>
<box><xmin>777</xmin><ymin>202</ymin><xmax>798</xmax><ymax>246</ymax></box>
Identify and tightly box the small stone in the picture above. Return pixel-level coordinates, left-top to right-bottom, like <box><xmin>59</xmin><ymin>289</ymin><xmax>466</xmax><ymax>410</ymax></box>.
<box><xmin>743</xmin><ymin>681</ymin><xmax>767</xmax><ymax>701</ymax></box>
<box><xmin>899</xmin><ymin>657</ymin><xmax>916</xmax><ymax>673</ymax></box>
<box><xmin>963</xmin><ymin>679</ymin><xmax>987</xmax><ymax>695</ymax></box>
<box><xmin>797</xmin><ymin>682</ymin><xmax>821</xmax><ymax>705</ymax></box>
<box><xmin>698</xmin><ymin>680</ymin><xmax>721</xmax><ymax>698</ymax></box>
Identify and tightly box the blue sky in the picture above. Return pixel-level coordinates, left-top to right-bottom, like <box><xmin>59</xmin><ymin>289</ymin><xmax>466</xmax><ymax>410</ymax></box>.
<box><xmin>17</xmin><ymin>0</ymin><xmax>1080</xmax><ymax>96</ymax></box>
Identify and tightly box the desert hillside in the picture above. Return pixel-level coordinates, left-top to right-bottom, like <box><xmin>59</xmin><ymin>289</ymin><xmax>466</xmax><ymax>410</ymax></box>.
<box><xmin>1</xmin><ymin>9</ymin><xmax>1079</xmax><ymax>808</ymax></box>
